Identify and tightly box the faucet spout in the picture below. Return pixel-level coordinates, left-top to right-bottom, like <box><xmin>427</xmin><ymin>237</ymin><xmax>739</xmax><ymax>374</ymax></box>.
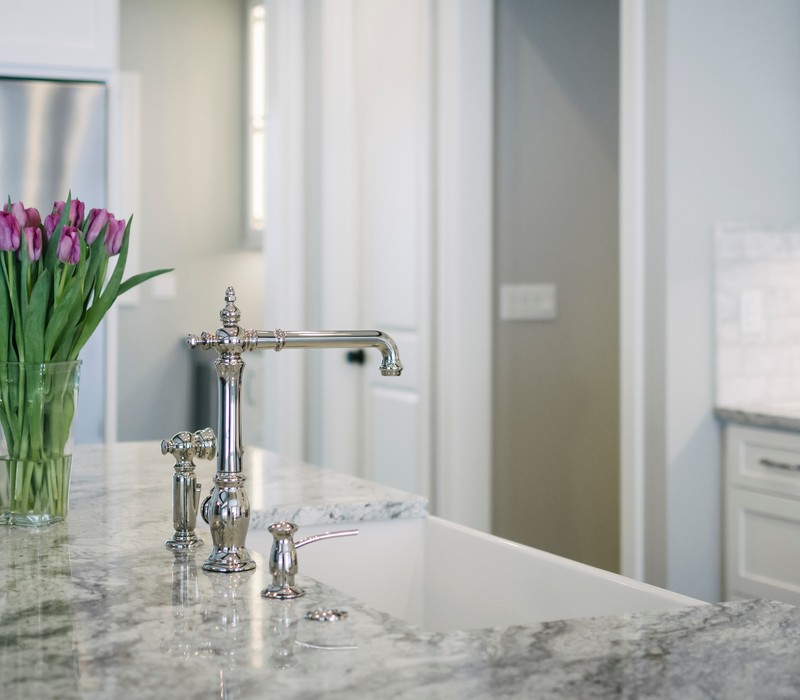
<box><xmin>246</xmin><ymin>329</ymin><xmax>403</xmax><ymax>376</ymax></box>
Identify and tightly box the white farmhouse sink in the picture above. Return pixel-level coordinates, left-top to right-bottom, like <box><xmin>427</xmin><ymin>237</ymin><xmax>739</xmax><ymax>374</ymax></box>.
<box><xmin>251</xmin><ymin>516</ymin><xmax>702</xmax><ymax>633</ymax></box>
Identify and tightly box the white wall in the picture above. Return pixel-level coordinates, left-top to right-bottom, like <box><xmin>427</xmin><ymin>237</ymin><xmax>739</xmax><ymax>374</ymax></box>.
<box><xmin>118</xmin><ymin>0</ymin><xmax>264</xmax><ymax>441</ymax></box>
<box><xmin>638</xmin><ymin>0</ymin><xmax>800</xmax><ymax>600</ymax></box>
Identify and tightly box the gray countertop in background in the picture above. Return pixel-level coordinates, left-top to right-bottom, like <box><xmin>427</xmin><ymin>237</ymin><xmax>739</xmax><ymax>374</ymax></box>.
<box><xmin>715</xmin><ymin>402</ymin><xmax>800</xmax><ymax>432</ymax></box>
<box><xmin>2</xmin><ymin>442</ymin><xmax>799</xmax><ymax>698</ymax></box>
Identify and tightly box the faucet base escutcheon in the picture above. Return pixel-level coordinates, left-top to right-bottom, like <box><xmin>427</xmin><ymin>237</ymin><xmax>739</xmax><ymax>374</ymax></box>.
<box><xmin>166</xmin><ymin>532</ymin><xmax>205</xmax><ymax>552</ymax></box>
<box><xmin>202</xmin><ymin>548</ymin><xmax>257</xmax><ymax>574</ymax></box>
<box><xmin>201</xmin><ymin>469</ymin><xmax>256</xmax><ymax>573</ymax></box>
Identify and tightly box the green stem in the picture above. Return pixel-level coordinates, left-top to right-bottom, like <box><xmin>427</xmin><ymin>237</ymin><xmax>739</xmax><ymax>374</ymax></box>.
<box><xmin>1</xmin><ymin>363</ymin><xmax>77</xmax><ymax>523</ymax></box>
<box><xmin>2</xmin><ymin>253</ymin><xmax>24</xmax><ymax>361</ymax></box>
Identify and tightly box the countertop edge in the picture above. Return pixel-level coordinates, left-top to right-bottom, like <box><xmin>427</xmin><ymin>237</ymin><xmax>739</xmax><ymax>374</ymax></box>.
<box><xmin>715</xmin><ymin>404</ymin><xmax>800</xmax><ymax>432</ymax></box>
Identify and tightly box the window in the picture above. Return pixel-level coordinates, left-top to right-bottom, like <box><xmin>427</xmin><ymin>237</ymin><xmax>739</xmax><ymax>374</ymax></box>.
<box><xmin>246</xmin><ymin>0</ymin><xmax>266</xmax><ymax>247</ymax></box>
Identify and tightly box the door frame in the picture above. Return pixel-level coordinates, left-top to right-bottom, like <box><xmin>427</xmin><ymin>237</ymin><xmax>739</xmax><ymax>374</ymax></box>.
<box><xmin>619</xmin><ymin>0</ymin><xmax>654</xmax><ymax>582</ymax></box>
<box><xmin>434</xmin><ymin>0</ymin><xmax>493</xmax><ymax>529</ymax></box>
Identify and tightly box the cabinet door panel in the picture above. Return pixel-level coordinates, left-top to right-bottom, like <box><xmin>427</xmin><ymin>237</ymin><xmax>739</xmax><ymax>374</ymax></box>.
<box><xmin>0</xmin><ymin>0</ymin><xmax>117</xmax><ymax>74</ymax></box>
<box><xmin>726</xmin><ymin>488</ymin><xmax>800</xmax><ymax>604</ymax></box>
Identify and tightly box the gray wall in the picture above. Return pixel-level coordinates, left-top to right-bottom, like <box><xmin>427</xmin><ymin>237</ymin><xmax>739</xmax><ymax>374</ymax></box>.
<box><xmin>492</xmin><ymin>0</ymin><xmax>620</xmax><ymax>572</ymax></box>
<box><xmin>643</xmin><ymin>0</ymin><xmax>800</xmax><ymax>600</ymax></box>
<box><xmin>118</xmin><ymin>0</ymin><xmax>263</xmax><ymax>440</ymax></box>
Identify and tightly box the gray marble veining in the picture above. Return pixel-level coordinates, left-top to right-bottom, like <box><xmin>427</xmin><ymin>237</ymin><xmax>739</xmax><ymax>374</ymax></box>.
<box><xmin>1</xmin><ymin>443</ymin><xmax>799</xmax><ymax>698</ymax></box>
<box><xmin>242</xmin><ymin>447</ymin><xmax>429</xmax><ymax>528</ymax></box>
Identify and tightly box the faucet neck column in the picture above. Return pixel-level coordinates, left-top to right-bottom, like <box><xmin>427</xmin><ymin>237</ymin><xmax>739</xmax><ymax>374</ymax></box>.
<box><xmin>186</xmin><ymin>287</ymin><xmax>255</xmax><ymax>573</ymax></box>
<box><xmin>216</xmin><ymin>355</ymin><xmax>244</xmax><ymax>474</ymax></box>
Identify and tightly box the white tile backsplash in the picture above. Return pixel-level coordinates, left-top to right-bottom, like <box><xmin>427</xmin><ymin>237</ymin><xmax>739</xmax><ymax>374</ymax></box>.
<box><xmin>715</xmin><ymin>224</ymin><xmax>800</xmax><ymax>406</ymax></box>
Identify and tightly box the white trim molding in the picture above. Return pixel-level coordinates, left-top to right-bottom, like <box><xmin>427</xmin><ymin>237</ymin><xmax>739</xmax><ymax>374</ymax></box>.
<box><xmin>106</xmin><ymin>71</ymin><xmax>143</xmax><ymax>443</ymax></box>
<box><xmin>434</xmin><ymin>0</ymin><xmax>494</xmax><ymax>531</ymax></box>
<box><xmin>619</xmin><ymin>0</ymin><xmax>646</xmax><ymax>581</ymax></box>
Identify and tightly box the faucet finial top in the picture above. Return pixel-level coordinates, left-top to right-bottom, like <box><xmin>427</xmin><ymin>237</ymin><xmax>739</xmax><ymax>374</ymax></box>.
<box><xmin>220</xmin><ymin>286</ymin><xmax>241</xmax><ymax>329</ymax></box>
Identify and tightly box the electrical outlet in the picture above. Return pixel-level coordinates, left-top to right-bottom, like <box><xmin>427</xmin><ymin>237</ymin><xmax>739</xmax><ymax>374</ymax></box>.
<box><xmin>500</xmin><ymin>283</ymin><xmax>557</xmax><ymax>321</ymax></box>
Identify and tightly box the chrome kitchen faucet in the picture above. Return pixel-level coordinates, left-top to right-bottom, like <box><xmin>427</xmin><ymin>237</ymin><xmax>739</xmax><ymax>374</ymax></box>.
<box><xmin>176</xmin><ymin>286</ymin><xmax>403</xmax><ymax>574</ymax></box>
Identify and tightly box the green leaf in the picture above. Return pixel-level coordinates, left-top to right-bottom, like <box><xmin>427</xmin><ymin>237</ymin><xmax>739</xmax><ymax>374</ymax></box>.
<box><xmin>88</xmin><ymin>234</ymin><xmax>109</xmax><ymax>306</ymax></box>
<box><xmin>53</xmin><ymin>326</ymin><xmax>80</xmax><ymax>362</ymax></box>
<box><xmin>2</xmin><ymin>252</ymin><xmax>24</xmax><ymax>360</ymax></box>
<box><xmin>0</xmin><ymin>261</ymin><xmax>9</xmax><ymax>364</ymax></box>
<box><xmin>68</xmin><ymin>216</ymin><xmax>133</xmax><ymax>358</ymax></box>
<box><xmin>44</xmin><ymin>275</ymin><xmax>84</xmax><ymax>360</ymax></box>
<box><xmin>22</xmin><ymin>269</ymin><xmax>50</xmax><ymax>363</ymax></box>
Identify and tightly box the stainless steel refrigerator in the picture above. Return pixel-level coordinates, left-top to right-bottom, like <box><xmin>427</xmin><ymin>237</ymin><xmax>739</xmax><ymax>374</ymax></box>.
<box><xmin>0</xmin><ymin>77</ymin><xmax>108</xmax><ymax>443</ymax></box>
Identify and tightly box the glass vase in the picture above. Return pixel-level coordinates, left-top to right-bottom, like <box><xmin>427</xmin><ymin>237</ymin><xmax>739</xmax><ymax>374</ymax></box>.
<box><xmin>0</xmin><ymin>361</ymin><xmax>81</xmax><ymax>527</ymax></box>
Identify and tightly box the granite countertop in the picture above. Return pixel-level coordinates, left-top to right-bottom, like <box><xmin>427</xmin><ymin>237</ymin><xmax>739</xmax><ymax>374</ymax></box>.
<box><xmin>715</xmin><ymin>402</ymin><xmax>800</xmax><ymax>432</ymax></box>
<box><xmin>2</xmin><ymin>442</ymin><xmax>800</xmax><ymax>698</ymax></box>
<box><xmin>239</xmin><ymin>447</ymin><xmax>428</xmax><ymax>528</ymax></box>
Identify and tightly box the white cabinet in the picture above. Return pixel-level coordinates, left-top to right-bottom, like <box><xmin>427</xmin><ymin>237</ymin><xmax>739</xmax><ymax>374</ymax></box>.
<box><xmin>0</xmin><ymin>0</ymin><xmax>118</xmax><ymax>78</ymax></box>
<box><xmin>724</xmin><ymin>424</ymin><xmax>800</xmax><ymax>604</ymax></box>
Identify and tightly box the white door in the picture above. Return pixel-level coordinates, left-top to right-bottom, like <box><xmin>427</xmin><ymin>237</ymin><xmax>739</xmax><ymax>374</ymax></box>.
<box><xmin>310</xmin><ymin>0</ymin><xmax>433</xmax><ymax>499</ymax></box>
<box><xmin>354</xmin><ymin>0</ymin><xmax>433</xmax><ymax>497</ymax></box>
<box><xmin>267</xmin><ymin>0</ymin><xmax>492</xmax><ymax>527</ymax></box>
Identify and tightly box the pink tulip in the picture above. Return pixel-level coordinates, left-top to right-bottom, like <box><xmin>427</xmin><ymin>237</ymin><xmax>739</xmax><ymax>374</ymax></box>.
<box><xmin>4</xmin><ymin>201</ymin><xmax>41</xmax><ymax>229</ymax></box>
<box><xmin>0</xmin><ymin>211</ymin><xmax>20</xmax><ymax>251</ymax></box>
<box><xmin>20</xmin><ymin>227</ymin><xmax>42</xmax><ymax>261</ymax></box>
<box><xmin>51</xmin><ymin>199</ymin><xmax>85</xmax><ymax>228</ymax></box>
<box><xmin>85</xmin><ymin>208</ymin><xmax>110</xmax><ymax>245</ymax></box>
<box><xmin>57</xmin><ymin>226</ymin><xmax>81</xmax><ymax>264</ymax></box>
<box><xmin>26</xmin><ymin>206</ymin><xmax>42</xmax><ymax>229</ymax></box>
<box><xmin>104</xmin><ymin>216</ymin><xmax>125</xmax><ymax>256</ymax></box>
<box><xmin>44</xmin><ymin>212</ymin><xmax>59</xmax><ymax>240</ymax></box>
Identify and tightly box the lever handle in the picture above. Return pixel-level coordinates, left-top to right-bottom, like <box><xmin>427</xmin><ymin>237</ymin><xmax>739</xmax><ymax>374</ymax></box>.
<box><xmin>296</xmin><ymin>528</ymin><xmax>359</xmax><ymax>549</ymax></box>
<box><xmin>186</xmin><ymin>331</ymin><xmax>219</xmax><ymax>351</ymax></box>
<box><xmin>261</xmin><ymin>521</ymin><xmax>359</xmax><ymax>600</ymax></box>
<box><xmin>161</xmin><ymin>427</ymin><xmax>217</xmax><ymax>466</ymax></box>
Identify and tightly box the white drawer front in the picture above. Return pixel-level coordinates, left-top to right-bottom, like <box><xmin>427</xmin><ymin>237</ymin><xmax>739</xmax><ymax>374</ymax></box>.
<box><xmin>725</xmin><ymin>424</ymin><xmax>800</xmax><ymax>498</ymax></box>
<box><xmin>725</xmin><ymin>488</ymin><xmax>800</xmax><ymax>605</ymax></box>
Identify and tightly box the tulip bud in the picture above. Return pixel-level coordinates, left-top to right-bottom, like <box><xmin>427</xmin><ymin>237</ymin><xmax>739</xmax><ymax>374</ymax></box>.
<box><xmin>71</xmin><ymin>199</ymin><xmax>85</xmax><ymax>228</ymax></box>
<box><xmin>25</xmin><ymin>206</ymin><xmax>42</xmax><ymax>229</ymax></box>
<box><xmin>4</xmin><ymin>201</ymin><xmax>41</xmax><ymax>229</ymax></box>
<box><xmin>44</xmin><ymin>212</ymin><xmax>59</xmax><ymax>240</ymax></box>
<box><xmin>85</xmin><ymin>208</ymin><xmax>109</xmax><ymax>245</ymax></box>
<box><xmin>0</xmin><ymin>211</ymin><xmax>21</xmax><ymax>251</ymax></box>
<box><xmin>51</xmin><ymin>199</ymin><xmax>85</xmax><ymax>228</ymax></box>
<box><xmin>20</xmin><ymin>226</ymin><xmax>42</xmax><ymax>262</ymax></box>
<box><xmin>104</xmin><ymin>216</ymin><xmax>125</xmax><ymax>256</ymax></box>
<box><xmin>57</xmin><ymin>226</ymin><xmax>81</xmax><ymax>264</ymax></box>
